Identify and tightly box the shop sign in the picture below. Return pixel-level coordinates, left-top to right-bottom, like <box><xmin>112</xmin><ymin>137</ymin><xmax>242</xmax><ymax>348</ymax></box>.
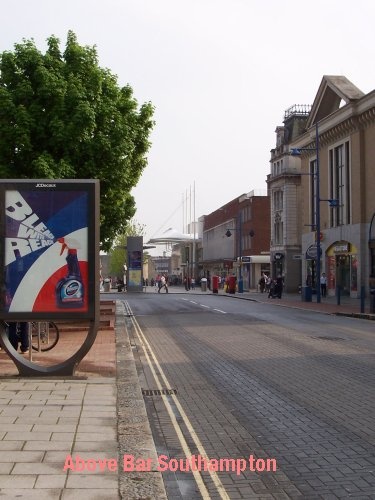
<box><xmin>305</xmin><ymin>244</ymin><xmax>322</xmax><ymax>260</ymax></box>
<box><xmin>274</xmin><ymin>252</ymin><xmax>284</xmax><ymax>260</ymax></box>
<box><xmin>333</xmin><ymin>243</ymin><xmax>350</xmax><ymax>253</ymax></box>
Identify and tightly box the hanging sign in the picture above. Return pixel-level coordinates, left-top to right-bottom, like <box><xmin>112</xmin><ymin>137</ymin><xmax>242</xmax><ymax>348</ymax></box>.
<box><xmin>305</xmin><ymin>244</ymin><xmax>322</xmax><ymax>260</ymax></box>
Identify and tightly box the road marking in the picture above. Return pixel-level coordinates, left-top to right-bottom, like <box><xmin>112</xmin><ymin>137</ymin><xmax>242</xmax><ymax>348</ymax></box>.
<box><xmin>179</xmin><ymin>298</ymin><xmax>227</xmax><ymax>314</ymax></box>
<box><xmin>124</xmin><ymin>301</ymin><xmax>230</xmax><ymax>500</ymax></box>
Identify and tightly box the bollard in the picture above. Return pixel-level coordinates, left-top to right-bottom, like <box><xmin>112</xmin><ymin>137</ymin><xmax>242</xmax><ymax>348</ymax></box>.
<box><xmin>336</xmin><ymin>285</ymin><xmax>341</xmax><ymax>306</ymax></box>
<box><xmin>371</xmin><ymin>290</ymin><xmax>375</xmax><ymax>314</ymax></box>
<box><xmin>360</xmin><ymin>286</ymin><xmax>365</xmax><ymax>313</ymax></box>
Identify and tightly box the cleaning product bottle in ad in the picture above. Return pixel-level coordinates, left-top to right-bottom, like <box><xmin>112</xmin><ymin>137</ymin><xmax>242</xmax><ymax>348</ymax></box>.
<box><xmin>56</xmin><ymin>237</ymin><xmax>84</xmax><ymax>308</ymax></box>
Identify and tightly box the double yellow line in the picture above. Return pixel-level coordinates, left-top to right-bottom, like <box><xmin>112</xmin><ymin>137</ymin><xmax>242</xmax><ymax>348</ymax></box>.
<box><xmin>124</xmin><ymin>301</ymin><xmax>230</xmax><ymax>500</ymax></box>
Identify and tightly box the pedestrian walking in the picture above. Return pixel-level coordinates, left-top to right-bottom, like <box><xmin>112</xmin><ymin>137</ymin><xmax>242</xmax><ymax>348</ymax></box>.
<box><xmin>158</xmin><ymin>275</ymin><xmax>168</xmax><ymax>293</ymax></box>
<box><xmin>320</xmin><ymin>272</ymin><xmax>327</xmax><ymax>297</ymax></box>
<box><xmin>8</xmin><ymin>322</ymin><xmax>29</xmax><ymax>354</ymax></box>
<box><xmin>258</xmin><ymin>275</ymin><xmax>265</xmax><ymax>293</ymax></box>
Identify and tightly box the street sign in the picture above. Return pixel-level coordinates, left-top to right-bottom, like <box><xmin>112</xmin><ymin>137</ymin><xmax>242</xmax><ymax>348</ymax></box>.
<box><xmin>305</xmin><ymin>244</ymin><xmax>322</xmax><ymax>260</ymax></box>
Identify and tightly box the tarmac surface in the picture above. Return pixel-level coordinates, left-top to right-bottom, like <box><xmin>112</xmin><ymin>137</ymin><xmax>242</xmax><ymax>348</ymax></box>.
<box><xmin>0</xmin><ymin>287</ymin><xmax>373</xmax><ymax>499</ymax></box>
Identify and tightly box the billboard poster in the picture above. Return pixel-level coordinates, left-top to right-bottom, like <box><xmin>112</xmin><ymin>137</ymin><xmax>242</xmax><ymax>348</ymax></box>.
<box><xmin>127</xmin><ymin>236</ymin><xmax>143</xmax><ymax>291</ymax></box>
<box><xmin>0</xmin><ymin>180</ymin><xmax>98</xmax><ymax>320</ymax></box>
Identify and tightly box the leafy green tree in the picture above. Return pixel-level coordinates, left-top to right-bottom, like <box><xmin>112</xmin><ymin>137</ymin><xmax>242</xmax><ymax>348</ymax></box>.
<box><xmin>0</xmin><ymin>31</ymin><xmax>154</xmax><ymax>251</ymax></box>
<box><xmin>109</xmin><ymin>219</ymin><xmax>146</xmax><ymax>277</ymax></box>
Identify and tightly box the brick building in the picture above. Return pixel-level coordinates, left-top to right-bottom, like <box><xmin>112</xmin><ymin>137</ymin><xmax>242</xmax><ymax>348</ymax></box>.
<box><xmin>201</xmin><ymin>190</ymin><xmax>270</xmax><ymax>290</ymax></box>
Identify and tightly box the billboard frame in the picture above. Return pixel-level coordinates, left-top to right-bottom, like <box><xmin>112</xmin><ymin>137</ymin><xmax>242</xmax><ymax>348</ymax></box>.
<box><xmin>0</xmin><ymin>179</ymin><xmax>100</xmax><ymax>376</ymax></box>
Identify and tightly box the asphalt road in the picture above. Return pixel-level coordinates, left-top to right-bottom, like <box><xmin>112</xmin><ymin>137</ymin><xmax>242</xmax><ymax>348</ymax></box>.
<box><xmin>118</xmin><ymin>292</ymin><xmax>375</xmax><ymax>499</ymax></box>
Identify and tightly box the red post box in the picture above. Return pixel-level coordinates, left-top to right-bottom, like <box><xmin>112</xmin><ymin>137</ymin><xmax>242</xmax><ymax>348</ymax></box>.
<box><xmin>212</xmin><ymin>276</ymin><xmax>219</xmax><ymax>293</ymax></box>
<box><xmin>228</xmin><ymin>275</ymin><xmax>236</xmax><ymax>294</ymax></box>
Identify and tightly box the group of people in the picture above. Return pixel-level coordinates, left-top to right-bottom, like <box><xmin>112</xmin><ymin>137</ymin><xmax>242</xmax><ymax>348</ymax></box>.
<box><xmin>258</xmin><ymin>273</ymin><xmax>284</xmax><ymax>299</ymax></box>
<box><xmin>154</xmin><ymin>270</ymin><xmax>329</xmax><ymax>299</ymax></box>
<box><xmin>184</xmin><ymin>276</ymin><xmax>198</xmax><ymax>290</ymax></box>
<box><xmin>258</xmin><ymin>271</ymin><xmax>328</xmax><ymax>299</ymax></box>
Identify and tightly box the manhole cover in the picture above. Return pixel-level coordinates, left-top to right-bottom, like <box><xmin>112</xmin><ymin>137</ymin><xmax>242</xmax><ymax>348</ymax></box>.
<box><xmin>315</xmin><ymin>336</ymin><xmax>346</xmax><ymax>341</ymax></box>
<box><xmin>142</xmin><ymin>388</ymin><xmax>177</xmax><ymax>396</ymax></box>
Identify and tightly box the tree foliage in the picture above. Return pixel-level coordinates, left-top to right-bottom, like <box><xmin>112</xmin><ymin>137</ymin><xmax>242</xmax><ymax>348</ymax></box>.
<box><xmin>0</xmin><ymin>31</ymin><xmax>154</xmax><ymax>251</ymax></box>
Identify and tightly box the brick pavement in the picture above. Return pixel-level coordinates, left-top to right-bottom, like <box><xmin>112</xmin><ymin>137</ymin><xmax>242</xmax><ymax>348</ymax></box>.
<box><xmin>160</xmin><ymin>284</ymin><xmax>375</xmax><ymax>319</ymax></box>
<box><xmin>0</xmin><ymin>300</ymin><xmax>166</xmax><ymax>500</ymax></box>
<box><xmin>242</xmin><ymin>289</ymin><xmax>374</xmax><ymax>319</ymax></box>
<box><xmin>127</xmin><ymin>289</ymin><xmax>375</xmax><ymax>499</ymax></box>
<box><xmin>0</xmin><ymin>289</ymin><xmax>373</xmax><ymax>499</ymax></box>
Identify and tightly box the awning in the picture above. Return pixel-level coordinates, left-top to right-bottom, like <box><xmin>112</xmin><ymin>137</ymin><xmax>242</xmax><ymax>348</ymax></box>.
<box><xmin>243</xmin><ymin>255</ymin><xmax>270</xmax><ymax>264</ymax></box>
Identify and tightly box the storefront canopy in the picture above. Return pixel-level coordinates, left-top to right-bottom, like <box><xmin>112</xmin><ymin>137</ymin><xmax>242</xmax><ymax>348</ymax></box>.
<box><xmin>243</xmin><ymin>255</ymin><xmax>270</xmax><ymax>264</ymax></box>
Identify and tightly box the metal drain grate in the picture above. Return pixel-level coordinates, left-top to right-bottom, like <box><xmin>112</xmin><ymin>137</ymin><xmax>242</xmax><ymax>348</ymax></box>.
<box><xmin>142</xmin><ymin>388</ymin><xmax>177</xmax><ymax>396</ymax></box>
<box><xmin>315</xmin><ymin>336</ymin><xmax>346</xmax><ymax>341</ymax></box>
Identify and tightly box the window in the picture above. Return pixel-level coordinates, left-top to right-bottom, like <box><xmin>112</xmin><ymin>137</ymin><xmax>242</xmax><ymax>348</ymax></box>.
<box><xmin>241</xmin><ymin>205</ymin><xmax>252</xmax><ymax>222</ymax></box>
<box><xmin>329</xmin><ymin>141</ymin><xmax>350</xmax><ymax>226</ymax></box>
<box><xmin>273</xmin><ymin>190</ymin><xmax>283</xmax><ymax>211</ymax></box>
<box><xmin>310</xmin><ymin>160</ymin><xmax>317</xmax><ymax>230</ymax></box>
<box><xmin>274</xmin><ymin>212</ymin><xmax>283</xmax><ymax>245</ymax></box>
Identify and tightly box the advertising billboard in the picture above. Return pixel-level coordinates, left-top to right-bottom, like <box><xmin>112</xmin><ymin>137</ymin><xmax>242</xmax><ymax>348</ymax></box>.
<box><xmin>127</xmin><ymin>236</ymin><xmax>143</xmax><ymax>292</ymax></box>
<box><xmin>0</xmin><ymin>180</ymin><xmax>99</xmax><ymax>321</ymax></box>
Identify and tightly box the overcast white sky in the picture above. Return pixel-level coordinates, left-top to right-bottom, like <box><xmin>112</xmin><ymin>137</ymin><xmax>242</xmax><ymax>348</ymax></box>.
<box><xmin>3</xmin><ymin>0</ymin><xmax>375</xmax><ymax>253</ymax></box>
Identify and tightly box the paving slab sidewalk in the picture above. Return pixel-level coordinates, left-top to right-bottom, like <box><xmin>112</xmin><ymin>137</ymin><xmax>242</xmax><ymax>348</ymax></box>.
<box><xmin>0</xmin><ymin>300</ymin><xmax>167</xmax><ymax>500</ymax></box>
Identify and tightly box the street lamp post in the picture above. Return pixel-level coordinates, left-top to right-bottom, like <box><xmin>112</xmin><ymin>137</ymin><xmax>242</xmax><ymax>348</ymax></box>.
<box><xmin>238</xmin><ymin>211</ymin><xmax>243</xmax><ymax>292</ymax></box>
<box><xmin>291</xmin><ymin>122</ymin><xmax>337</xmax><ymax>304</ymax></box>
<box><xmin>315</xmin><ymin>123</ymin><xmax>321</xmax><ymax>303</ymax></box>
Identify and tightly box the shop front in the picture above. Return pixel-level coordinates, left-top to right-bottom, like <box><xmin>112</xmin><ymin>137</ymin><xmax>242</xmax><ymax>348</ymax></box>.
<box><xmin>326</xmin><ymin>241</ymin><xmax>358</xmax><ymax>297</ymax></box>
<box><xmin>243</xmin><ymin>255</ymin><xmax>270</xmax><ymax>290</ymax></box>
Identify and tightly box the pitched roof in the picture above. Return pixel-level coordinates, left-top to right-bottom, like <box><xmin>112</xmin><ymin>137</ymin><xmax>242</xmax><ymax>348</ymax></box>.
<box><xmin>306</xmin><ymin>75</ymin><xmax>364</xmax><ymax>128</ymax></box>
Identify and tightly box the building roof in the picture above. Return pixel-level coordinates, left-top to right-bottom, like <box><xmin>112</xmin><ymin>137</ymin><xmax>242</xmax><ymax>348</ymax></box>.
<box><xmin>147</xmin><ymin>227</ymin><xmax>199</xmax><ymax>245</ymax></box>
<box><xmin>307</xmin><ymin>75</ymin><xmax>364</xmax><ymax>128</ymax></box>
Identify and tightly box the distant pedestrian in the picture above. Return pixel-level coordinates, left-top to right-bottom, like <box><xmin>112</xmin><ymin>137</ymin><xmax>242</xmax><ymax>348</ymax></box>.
<box><xmin>320</xmin><ymin>272</ymin><xmax>327</xmax><ymax>297</ymax></box>
<box><xmin>158</xmin><ymin>275</ymin><xmax>168</xmax><ymax>293</ymax></box>
<box><xmin>258</xmin><ymin>275</ymin><xmax>265</xmax><ymax>293</ymax></box>
<box><xmin>265</xmin><ymin>275</ymin><xmax>272</xmax><ymax>294</ymax></box>
<box><xmin>268</xmin><ymin>279</ymin><xmax>276</xmax><ymax>298</ymax></box>
<box><xmin>275</xmin><ymin>275</ymin><xmax>283</xmax><ymax>299</ymax></box>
